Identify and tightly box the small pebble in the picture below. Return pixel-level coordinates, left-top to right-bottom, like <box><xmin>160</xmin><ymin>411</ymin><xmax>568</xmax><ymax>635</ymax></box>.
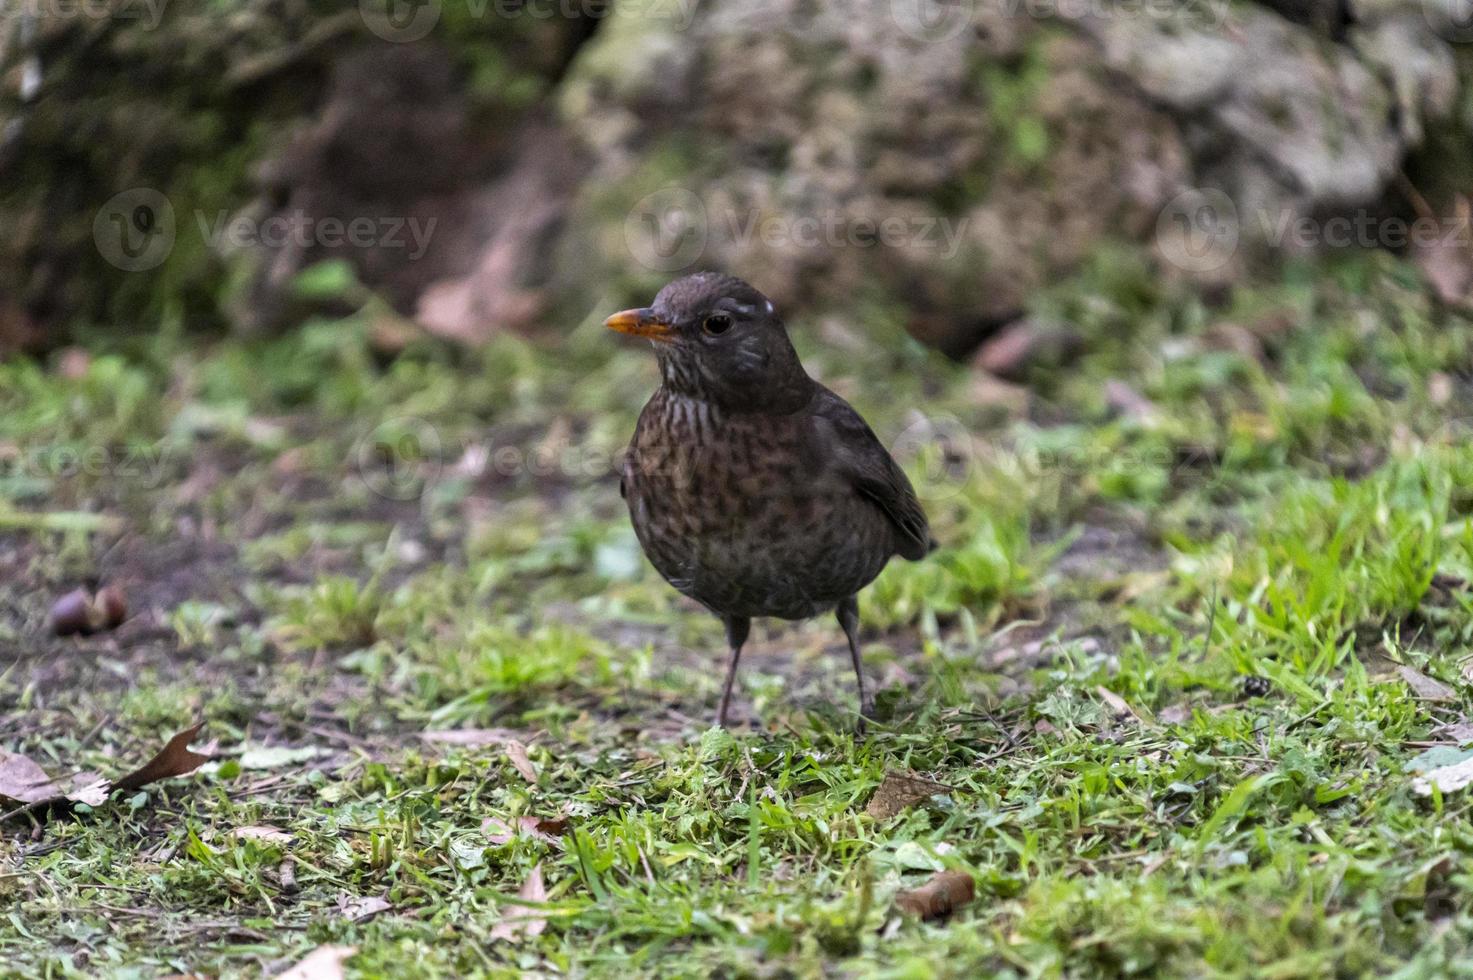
<box><xmin>50</xmin><ymin>589</ymin><xmax>93</xmax><ymax>636</ymax></box>
<box><xmin>49</xmin><ymin>585</ymin><xmax>128</xmax><ymax>636</ymax></box>
<box><xmin>1239</xmin><ymin>675</ymin><xmax>1272</xmax><ymax>699</ymax></box>
<box><xmin>93</xmin><ymin>585</ymin><xmax>128</xmax><ymax>629</ymax></box>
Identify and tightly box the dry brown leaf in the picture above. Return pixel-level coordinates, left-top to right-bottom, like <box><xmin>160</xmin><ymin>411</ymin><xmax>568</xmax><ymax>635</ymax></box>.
<box><xmin>505</xmin><ymin>740</ymin><xmax>539</xmax><ymax>784</ymax></box>
<box><xmin>339</xmin><ymin>894</ymin><xmax>392</xmax><ymax>922</ymax></box>
<box><xmin>112</xmin><ymin>722</ymin><xmax>210</xmax><ymax>793</ymax></box>
<box><xmin>272</xmin><ymin>945</ymin><xmax>357</xmax><ymax>980</ymax></box>
<box><xmin>0</xmin><ymin>751</ymin><xmax>107</xmax><ymax>809</ymax></box>
<box><xmin>1096</xmin><ymin>685</ymin><xmax>1137</xmax><ymax>720</ymax></box>
<box><xmin>232</xmin><ymin>825</ymin><xmax>293</xmax><ymax>845</ymax></box>
<box><xmin>0</xmin><ymin>750</ymin><xmax>62</xmax><ymax>805</ymax></box>
<box><xmin>489</xmin><ymin>863</ymin><xmax>548</xmax><ymax>941</ymax></box>
<box><xmin>1397</xmin><ymin>665</ymin><xmax>1456</xmax><ymax>702</ymax></box>
<box><xmin>893</xmin><ymin>870</ymin><xmax>976</xmax><ymax>920</ymax></box>
<box><xmin>864</xmin><ymin>771</ymin><xmax>950</xmax><ymax>821</ymax></box>
<box><xmin>2</xmin><ymin>722</ymin><xmax>208</xmax><ymax>821</ymax></box>
<box><xmin>483</xmin><ymin>815</ymin><xmax>568</xmax><ymax>846</ymax></box>
<box><xmin>1435</xmin><ymin>721</ymin><xmax>1473</xmax><ymax>744</ymax></box>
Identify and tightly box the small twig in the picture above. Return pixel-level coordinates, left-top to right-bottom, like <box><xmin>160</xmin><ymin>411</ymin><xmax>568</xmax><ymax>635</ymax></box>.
<box><xmin>77</xmin><ymin>713</ymin><xmax>112</xmax><ymax>750</ymax></box>
<box><xmin>0</xmin><ymin>798</ymin><xmax>61</xmax><ymax>825</ymax></box>
<box><xmin>1397</xmin><ymin>171</ymin><xmax>1436</xmax><ymax>223</ymax></box>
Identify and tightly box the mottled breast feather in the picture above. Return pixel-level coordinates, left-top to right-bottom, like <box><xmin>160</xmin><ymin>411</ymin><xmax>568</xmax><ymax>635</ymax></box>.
<box><xmin>622</xmin><ymin>386</ymin><xmax>915</xmax><ymax>620</ymax></box>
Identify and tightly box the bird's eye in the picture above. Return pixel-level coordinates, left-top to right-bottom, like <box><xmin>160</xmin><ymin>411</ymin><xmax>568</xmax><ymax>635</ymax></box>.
<box><xmin>702</xmin><ymin>313</ymin><xmax>733</xmax><ymax>336</ymax></box>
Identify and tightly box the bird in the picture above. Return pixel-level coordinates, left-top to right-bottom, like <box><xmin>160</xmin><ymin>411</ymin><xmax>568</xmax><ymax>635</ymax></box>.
<box><xmin>606</xmin><ymin>271</ymin><xmax>934</xmax><ymax>729</ymax></box>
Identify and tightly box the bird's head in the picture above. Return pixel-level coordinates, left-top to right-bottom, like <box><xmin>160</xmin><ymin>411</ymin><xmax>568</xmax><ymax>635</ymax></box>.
<box><xmin>605</xmin><ymin>272</ymin><xmax>812</xmax><ymax>412</ymax></box>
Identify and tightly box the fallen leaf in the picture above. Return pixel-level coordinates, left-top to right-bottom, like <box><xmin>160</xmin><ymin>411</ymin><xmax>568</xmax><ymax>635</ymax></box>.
<box><xmin>272</xmin><ymin>945</ymin><xmax>357</xmax><ymax>980</ymax></box>
<box><xmin>113</xmin><ymin>723</ymin><xmax>210</xmax><ymax>792</ymax></box>
<box><xmin>1158</xmin><ymin>704</ymin><xmax>1193</xmax><ymax>725</ymax></box>
<box><xmin>505</xmin><ymin>741</ymin><xmax>538</xmax><ymax>784</ymax></box>
<box><xmin>893</xmin><ymin>870</ymin><xmax>975</xmax><ymax>919</ymax></box>
<box><xmin>2</xmin><ymin>723</ymin><xmax>207</xmax><ymax>820</ymax></box>
<box><xmin>864</xmin><ymin>771</ymin><xmax>950</xmax><ymax>821</ymax></box>
<box><xmin>1406</xmin><ymin>746</ymin><xmax>1473</xmax><ymax>772</ymax></box>
<box><xmin>0</xmin><ymin>750</ymin><xmax>61</xmax><ymax>805</ymax></box>
<box><xmin>339</xmin><ymin>894</ymin><xmax>392</xmax><ymax>922</ymax></box>
<box><xmin>1096</xmin><ymin>685</ymin><xmax>1147</xmax><ymax>724</ymax></box>
<box><xmin>0</xmin><ymin>752</ymin><xmax>107</xmax><ymax>809</ymax></box>
<box><xmin>482</xmin><ymin>815</ymin><xmax>568</xmax><ymax>846</ymax></box>
<box><xmin>971</xmin><ymin>318</ymin><xmax>1083</xmax><ymax>381</ymax></box>
<box><xmin>489</xmin><ymin>863</ymin><xmax>548</xmax><ymax>941</ymax></box>
<box><xmin>66</xmin><ymin>775</ymin><xmax>110</xmax><ymax>807</ymax></box>
<box><xmin>1435</xmin><ymin>721</ymin><xmax>1473</xmax><ymax>744</ymax></box>
<box><xmin>421</xmin><ymin>728</ymin><xmax>525</xmax><ymax>747</ymax></box>
<box><xmin>1397</xmin><ymin>664</ymin><xmax>1456</xmax><ymax>702</ymax></box>
<box><xmin>238</xmin><ymin>745</ymin><xmax>326</xmax><ymax>770</ymax></box>
<box><xmin>1414</xmin><ymin>195</ymin><xmax>1473</xmax><ymax>306</ymax></box>
<box><xmin>1414</xmin><ymin>756</ymin><xmax>1473</xmax><ymax>796</ymax></box>
<box><xmin>231</xmin><ymin>825</ymin><xmax>294</xmax><ymax>845</ymax></box>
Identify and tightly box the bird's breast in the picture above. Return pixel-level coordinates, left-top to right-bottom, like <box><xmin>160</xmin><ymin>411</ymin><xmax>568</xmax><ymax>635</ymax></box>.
<box><xmin>623</xmin><ymin>393</ymin><xmax>894</xmax><ymax>619</ymax></box>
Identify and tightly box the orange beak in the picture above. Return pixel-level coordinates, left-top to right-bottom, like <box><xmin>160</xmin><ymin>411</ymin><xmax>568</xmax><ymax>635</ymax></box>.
<box><xmin>605</xmin><ymin>308</ymin><xmax>677</xmax><ymax>343</ymax></box>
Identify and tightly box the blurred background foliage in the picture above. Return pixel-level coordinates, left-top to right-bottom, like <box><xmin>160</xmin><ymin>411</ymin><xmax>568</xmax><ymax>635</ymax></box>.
<box><xmin>3</xmin><ymin>0</ymin><xmax>1473</xmax><ymax>361</ymax></box>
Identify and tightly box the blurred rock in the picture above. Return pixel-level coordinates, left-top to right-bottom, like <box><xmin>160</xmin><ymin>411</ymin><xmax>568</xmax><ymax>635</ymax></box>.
<box><xmin>556</xmin><ymin>2</ymin><xmax>1187</xmax><ymax>357</ymax></box>
<box><xmin>1</xmin><ymin>0</ymin><xmax>1470</xmax><ymax>357</ymax></box>
<box><xmin>413</xmin><ymin>122</ymin><xmax>584</xmax><ymax>342</ymax></box>
<box><xmin>1072</xmin><ymin>2</ymin><xmax>1456</xmax><ymax>254</ymax></box>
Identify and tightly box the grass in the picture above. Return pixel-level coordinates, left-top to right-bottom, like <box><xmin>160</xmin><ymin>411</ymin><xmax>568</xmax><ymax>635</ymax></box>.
<box><xmin>5</xmin><ymin>249</ymin><xmax>1473</xmax><ymax>976</ymax></box>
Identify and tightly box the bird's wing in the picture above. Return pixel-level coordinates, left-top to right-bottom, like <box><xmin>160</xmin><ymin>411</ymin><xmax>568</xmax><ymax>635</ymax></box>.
<box><xmin>809</xmin><ymin>386</ymin><xmax>934</xmax><ymax>561</ymax></box>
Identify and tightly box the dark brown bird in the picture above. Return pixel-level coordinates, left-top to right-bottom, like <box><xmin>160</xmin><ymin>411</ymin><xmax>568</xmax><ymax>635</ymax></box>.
<box><xmin>607</xmin><ymin>272</ymin><xmax>933</xmax><ymax>728</ymax></box>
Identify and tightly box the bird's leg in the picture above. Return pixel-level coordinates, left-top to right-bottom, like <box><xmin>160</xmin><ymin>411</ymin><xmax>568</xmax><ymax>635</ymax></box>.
<box><xmin>717</xmin><ymin>615</ymin><xmax>751</xmax><ymax>728</ymax></box>
<box><xmin>837</xmin><ymin>596</ymin><xmax>872</xmax><ymax>732</ymax></box>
